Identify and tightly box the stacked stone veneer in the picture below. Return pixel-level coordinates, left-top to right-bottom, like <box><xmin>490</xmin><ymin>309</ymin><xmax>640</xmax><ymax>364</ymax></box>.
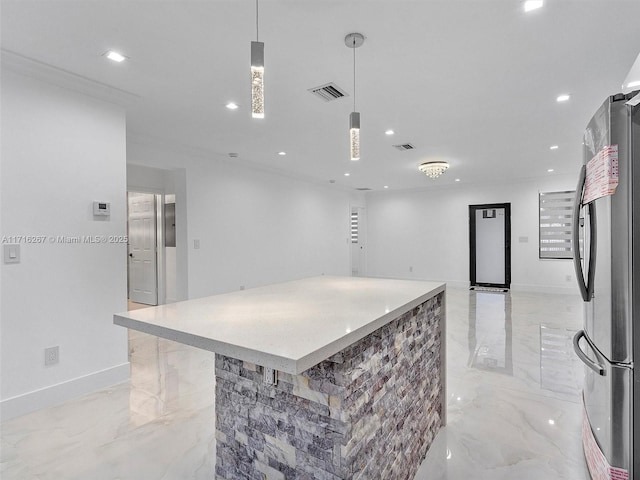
<box><xmin>215</xmin><ymin>291</ymin><xmax>444</xmax><ymax>480</ymax></box>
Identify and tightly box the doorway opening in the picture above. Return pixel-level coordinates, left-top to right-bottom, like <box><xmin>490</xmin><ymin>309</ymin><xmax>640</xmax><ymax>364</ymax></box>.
<box><xmin>469</xmin><ymin>203</ymin><xmax>511</xmax><ymax>290</ymax></box>
<box><xmin>127</xmin><ymin>192</ymin><xmax>161</xmax><ymax>307</ymax></box>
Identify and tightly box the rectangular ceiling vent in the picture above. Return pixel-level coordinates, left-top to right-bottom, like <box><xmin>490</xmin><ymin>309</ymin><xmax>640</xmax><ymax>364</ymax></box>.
<box><xmin>393</xmin><ymin>143</ymin><xmax>415</xmax><ymax>151</ymax></box>
<box><xmin>355</xmin><ymin>187</ymin><xmax>372</xmax><ymax>191</ymax></box>
<box><xmin>308</xmin><ymin>83</ymin><xmax>349</xmax><ymax>102</ymax></box>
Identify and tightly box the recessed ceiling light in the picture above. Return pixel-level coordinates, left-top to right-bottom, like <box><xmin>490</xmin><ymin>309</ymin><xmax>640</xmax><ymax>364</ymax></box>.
<box><xmin>524</xmin><ymin>0</ymin><xmax>544</xmax><ymax>12</ymax></box>
<box><xmin>104</xmin><ymin>50</ymin><xmax>127</xmax><ymax>62</ymax></box>
<box><xmin>455</xmin><ymin>178</ymin><xmax>461</xmax><ymax>182</ymax></box>
<box><xmin>226</xmin><ymin>102</ymin><xmax>239</xmax><ymax>110</ymax></box>
<box><xmin>547</xmin><ymin>168</ymin><xmax>554</xmax><ymax>173</ymax></box>
<box><xmin>383</xmin><ymin>185</ymin><xmax>389</xmax><ymax>189</ymax></box>
<box><xmin>550</xmin><ymin>145</ymin><xmax>559</xmax><ymax>150</ymax></box>
<box><xmin>344</xmin><ymin>173</ymin><xmax>350</xmax><ymax>177</ymax></box>
<box><xmin>278</xmin><ymin>151</ymin><xmax>286</xmax><ymax>156</ymax></box>
<box><xmin>385</xmin><ymin>129</ymin><xmax>395</xmax><ymax>135</ymax></box>
<box><xmin>548</xmin><ymin>419</ymin><xmax>555</xmax><ymax>425</ymax></box>
<box><xmin>557</xmin><ymin>94</ymin><xmax>570</xmax><ymax>102</ymax></box>
<box><xmin>627</xmin><ymin>80</ymin><xmax>640</xmax><ymax>88</ymax></box>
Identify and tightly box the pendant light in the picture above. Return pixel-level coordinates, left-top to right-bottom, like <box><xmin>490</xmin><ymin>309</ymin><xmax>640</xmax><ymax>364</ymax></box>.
<box><xmin>251</xmin><ymin>0</ymin><xmax>264</xmax><ymax>119</ymax></box>
<box><xmin>345</xmin><ymin>33</ymin><xmax>364</xmax><ymax>161</ymax></box>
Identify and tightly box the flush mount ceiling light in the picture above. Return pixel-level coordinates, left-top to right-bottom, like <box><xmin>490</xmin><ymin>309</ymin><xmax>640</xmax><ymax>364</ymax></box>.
<box><xmin>226</xmin><ymin>102</ymin><xmax>239</xmax><ymax>110</ymax></box>
<box><xmin>277</xmin><ymin>151</ymin><xmax>286</xmax><ymax>156</ymax></box>
<box><xmin>385</xmin><ymin>129</ymin><xmax>395</xmax><ymax>135</ymax></box>
<box><xmin>346</xmin><ymin>33</ymin><xmax>364</xmax><ymax>161</ymax></box>
<box><xmin>557</xmin><ymin>94</ymin><xmax>571</xmax><ymax>102</ymax></box>
<box><xmin>104</xmin><ymin>50</ymin><xmax>127</xmax><ymax>62</ymax></box>
<box><xmin>550</xmin><ymin>145</ymin><xmax>559</xmax><ymax>150</ymax></box>
<box><xmin>418</xmin><ymin>161</ymin><xmax>450</xmax><ymax>179</ymax></box>
<box><xmin>251</xmin><ymin>0</ymin><xmax>264</xmax><ymax>119</ymax></box>
<box><xmin>524</xmin><ymin>0</ymin><xmax>544</xmax><ymax>12</ymax></box>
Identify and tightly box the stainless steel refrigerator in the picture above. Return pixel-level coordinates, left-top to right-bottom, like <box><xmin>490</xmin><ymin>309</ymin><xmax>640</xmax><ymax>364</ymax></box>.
<box><xmin>572</xmin><ymin>90</ymin><xmax>640</xmax><ymax>480</ymax></box>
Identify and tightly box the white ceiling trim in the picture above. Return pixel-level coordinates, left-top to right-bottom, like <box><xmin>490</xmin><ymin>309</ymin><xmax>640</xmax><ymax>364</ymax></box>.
<box><xmin>1</xmin><ymin>49</ymin><xmax>139</xmax><ymax>107</ymax></box>
<box><xmin>127</xmin><ymin>132</ymin><xmax>358</xmax><ymax>194</ymax></box>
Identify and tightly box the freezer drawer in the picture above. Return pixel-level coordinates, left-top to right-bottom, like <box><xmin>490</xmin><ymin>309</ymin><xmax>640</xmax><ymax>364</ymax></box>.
<box><xmin>574</xmin><ymin>330</ymin><xmax>632</xmax><ymax>475</ymax></box>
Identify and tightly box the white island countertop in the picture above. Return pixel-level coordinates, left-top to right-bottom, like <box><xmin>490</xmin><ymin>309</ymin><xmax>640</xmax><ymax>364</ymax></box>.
<box><xmin>114</xmin><ymin>276</ymin><xmax>445</xmax><ymax>375</ymax></box>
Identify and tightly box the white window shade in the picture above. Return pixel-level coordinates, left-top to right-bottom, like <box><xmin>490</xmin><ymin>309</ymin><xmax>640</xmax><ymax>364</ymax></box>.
<box><xmin>539</xmin><ymin>190</ymin><xmax>580</xmax><ymax>259</ymax></box>
<box><xmin>351</xmin><ymin>212</ymin><xmax>359</xmax><ymax>244</ymax></box>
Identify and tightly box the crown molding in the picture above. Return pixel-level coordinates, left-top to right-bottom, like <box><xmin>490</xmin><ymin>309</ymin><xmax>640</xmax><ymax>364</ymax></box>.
<box><xmin>127</xmin><ymin>132</ymin><xmax>357</xmax><ymax>194</ymax></box>
<box><xmin>1</xmin><ymin>49</ymin><xmax>139</xmax><ymax>107</ymax></box>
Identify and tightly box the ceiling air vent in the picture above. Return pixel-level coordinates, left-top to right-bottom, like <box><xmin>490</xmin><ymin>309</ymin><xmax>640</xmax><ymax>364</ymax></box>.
<box><xmin>355</xmin><ymin>187</ymin><xmax>372</xmax><ymax>191</ymax></box>
<box><xmin>393</xmin><ymin>143</ymin><xmax>415</xmax><ymax>151</ymax></box>
<box><xmin>308</xmin><ymin>83</ymin><xmax>348</xmax><ymax>102</ymax></box>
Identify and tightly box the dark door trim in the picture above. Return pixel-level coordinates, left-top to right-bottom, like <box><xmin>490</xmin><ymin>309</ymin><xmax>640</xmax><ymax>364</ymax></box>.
<box><xmin>469</xmin><ymin>203</ymin><xmax>511</xmax><ymax>289</ymax></box>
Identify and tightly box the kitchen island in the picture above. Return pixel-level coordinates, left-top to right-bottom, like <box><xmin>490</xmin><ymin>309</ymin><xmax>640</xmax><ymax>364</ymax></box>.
<box><xmin>114</xmin><ymin>276</ymin><xmax>446</xmax><ymax>480</ymax></box>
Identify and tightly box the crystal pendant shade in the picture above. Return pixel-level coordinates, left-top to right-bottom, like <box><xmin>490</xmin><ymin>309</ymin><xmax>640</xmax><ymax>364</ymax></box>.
<box><xmin>251</xmin><ymin>41</ymin><xmax>264</xmax><ymax>119</ymax></box>
<box><xmin>350</xmin><ymin>111</ymin><xmax>360</xmax><ymax>161</ymax></box>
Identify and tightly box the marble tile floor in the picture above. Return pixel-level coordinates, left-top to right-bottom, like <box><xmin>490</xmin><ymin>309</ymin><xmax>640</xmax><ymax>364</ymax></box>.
<box><xmin>1</xmin><ymin>287</ymin><xmax>588</xmax><ymax>479</ymax></box>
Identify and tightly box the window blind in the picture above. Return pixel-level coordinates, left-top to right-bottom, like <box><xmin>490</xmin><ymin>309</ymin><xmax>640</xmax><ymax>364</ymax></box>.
<box><xmin>539</xmin><ymin>190</ymin><xmax>578</xmax><ymax>259</ymax></box>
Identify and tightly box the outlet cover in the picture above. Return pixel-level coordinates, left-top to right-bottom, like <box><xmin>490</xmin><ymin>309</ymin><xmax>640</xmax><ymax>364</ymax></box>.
<box><xmin>45</xmin><ymin>346</ymin><xmax>59</xmax><ymax>366</ymax></box>
<box><xmin>263</xmin><ymin>366</ymin><xmax>277</xmax><ymax>386</ymax></box>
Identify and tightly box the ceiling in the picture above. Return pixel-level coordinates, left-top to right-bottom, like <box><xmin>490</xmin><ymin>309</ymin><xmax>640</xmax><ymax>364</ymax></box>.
<box><xmin>2</xmin><ymin>0</ymin><xmax>640</xmax><ymax>191</ymax></box>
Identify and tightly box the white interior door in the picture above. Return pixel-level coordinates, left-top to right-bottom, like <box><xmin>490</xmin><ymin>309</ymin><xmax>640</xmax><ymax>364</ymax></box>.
<box><xmin>350</xmin><ymin>207</ymin><xmax>366</xmax><ymax>276</ymax></box>
<box><xmin>475</xmin><ymin>208</ymin><xmax>506</xmax><ymax>285</ymax></box>
<box><xmin>128</xmin><ymin>192</ymin><xmax>158</xmax><ymax>305</ymax></box>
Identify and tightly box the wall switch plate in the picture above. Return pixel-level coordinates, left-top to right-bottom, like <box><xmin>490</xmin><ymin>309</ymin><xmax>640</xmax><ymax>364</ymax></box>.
<box><xmin>518</xmin><ymin>236</ymin><xmax>529</xmax><ymax>243</ymax></box>
<box><xmin>45</xmin><ymin>346</ymin><xmax>59</xmax><ymax>366</ymax></box>
<box><xmin>193</xmin><ymin>239</ymin><xmax>200</xmax><ymax>249</ymax></box>
<box><xmin>263</xmin><ymin>366</ymin><xmax>277</xmax><ymax>386</ymax></box>
<box><xmin>4</xmin><ymin>244</ymin><xmax>20</xmax><ymax>264</ymax></box>
<box><xmin>409</xmin><ymin>266</ymin><xmax>413</xmax><ymax>272</ymax></box>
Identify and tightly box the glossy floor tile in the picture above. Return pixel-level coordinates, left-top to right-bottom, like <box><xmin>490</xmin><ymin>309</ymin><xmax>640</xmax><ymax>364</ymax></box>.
<box><xmin>416</xmin><ymin>288</ymin><xmax>588</xmax><ymax>480</ymax></box>
<box><xmin>1</xmin><ymin>287</ymin><xmax>588</xmax><ymax>479</ymax></box>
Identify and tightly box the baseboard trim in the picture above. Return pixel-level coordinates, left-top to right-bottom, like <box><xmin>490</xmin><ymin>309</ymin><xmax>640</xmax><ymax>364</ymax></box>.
<box><xmin>363</xmin><ymin>274</ymin><xmax>579</xmax><ymax>296</ymax></box>
<box><xmin>0</xmin><ymin>362</ymin><xmax>130</xmax><ymax>422</ymax></box>
<box><xmin>510</xmin><ymin>283</ymin><xmax>579</xmax><ymax>295</ymax></box>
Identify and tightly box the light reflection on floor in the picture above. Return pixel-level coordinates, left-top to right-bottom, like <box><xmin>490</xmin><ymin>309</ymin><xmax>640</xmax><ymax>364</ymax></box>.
<box><xmin>1</xmin><ymin>287</ymin><xmax>587</xmax><ymax>479</ymax></box>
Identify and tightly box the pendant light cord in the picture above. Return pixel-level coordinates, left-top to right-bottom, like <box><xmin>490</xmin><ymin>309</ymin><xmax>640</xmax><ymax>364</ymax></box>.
<box><xmin>353</xmin><ymin>37</ymin><xmax>356</xmax><ymax>111</ymax></box>
<box><xmin>256</xmin><ymin>0</ymin><xmax>259</xmax><ymax>41</ymax></box>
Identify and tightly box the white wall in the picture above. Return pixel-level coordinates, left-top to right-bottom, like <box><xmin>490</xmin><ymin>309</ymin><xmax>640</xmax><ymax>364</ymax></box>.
<box><xmin>0</xmin><ymin>69</ymin><xmax>129</xmax><ymax>419</ymax></box>
<box><xmin>366</xmin><ymin>175</ymin><xmax>581</xmax><ymax>294</ymax></box>
<box><xmin>127</xmin><ymin>141</ymin><xmax>358</xmax><ymax>298</ymax></box>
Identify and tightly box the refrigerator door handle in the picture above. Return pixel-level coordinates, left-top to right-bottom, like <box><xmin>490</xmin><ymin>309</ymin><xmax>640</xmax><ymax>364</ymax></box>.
<box><xmin>573</xmin><ymin>330</ymin><xmax>606</xmax><ymax>376</ymax></box>
<box><xmin>572</xmin><ymin>165</ymin><xmax>597</xmax><ymax>302</ymax></box>
<box><xmin>586</xmin><ymin>200</ymin><xmax>596</xmax><ymax>300</ymax></box>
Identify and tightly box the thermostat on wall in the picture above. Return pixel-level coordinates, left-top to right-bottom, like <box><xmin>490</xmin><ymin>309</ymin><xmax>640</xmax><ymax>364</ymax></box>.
<box><xmin>93</xmin><ymin>201</ymin><xmax>111</xmax><ymax>216</ymax></box>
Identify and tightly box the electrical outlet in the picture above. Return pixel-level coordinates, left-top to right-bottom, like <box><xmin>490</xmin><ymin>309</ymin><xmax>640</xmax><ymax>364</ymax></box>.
<box><xmin>45</xmin><ymin>346</ymin><xmax>59</xmax><ymax>366</ymax></box>
<box><xmin>263</xmin><ymin>366</ymin><xmax>277</xmax><ymax>386</ymax></box>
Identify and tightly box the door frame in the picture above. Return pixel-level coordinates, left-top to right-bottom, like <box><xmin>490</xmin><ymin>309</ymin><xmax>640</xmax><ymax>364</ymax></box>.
<box><xmin>469</xmin><ymin>203</ymin><xmax>511</xmax><ymax>289</ymax></box>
